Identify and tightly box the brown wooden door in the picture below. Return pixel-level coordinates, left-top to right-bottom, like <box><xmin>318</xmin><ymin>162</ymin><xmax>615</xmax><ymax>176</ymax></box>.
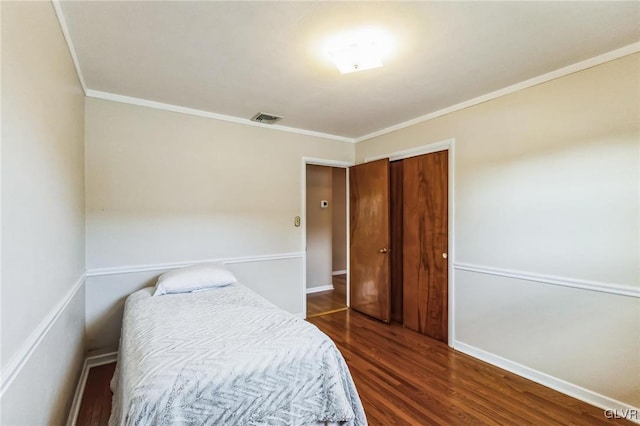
<box><xmin>349</xmin><ymin>159</ymin><xmax>391</xmax><ymax>322</ymax></box>
<box><xmin>403</xmin><ymin>151</ymin><xmax>448</xmax><ymax>342</ymax></box>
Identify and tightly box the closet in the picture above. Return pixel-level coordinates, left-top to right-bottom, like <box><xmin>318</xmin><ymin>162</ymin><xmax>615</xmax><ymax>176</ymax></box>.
<box><xmin>350</xmin><ymin>150</ymin><xmax>448</xmax><ymax>343</ymax></box>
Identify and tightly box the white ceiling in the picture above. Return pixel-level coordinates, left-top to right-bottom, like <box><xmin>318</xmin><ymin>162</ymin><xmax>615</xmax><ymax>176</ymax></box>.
<box><xmin>59</xmin><ymin>1</ymin><xmax>640</xmax><ymax>140</ymax></box>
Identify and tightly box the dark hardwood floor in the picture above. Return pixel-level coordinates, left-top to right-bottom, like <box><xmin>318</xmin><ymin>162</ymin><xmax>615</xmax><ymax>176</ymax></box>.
<box><xmin>76</xmin><ymin>309</ymin><xmax>628</xmax><ymax>426</ymax></box>
<box><xmin>309</xmin><ymin>310</ymin><xmax>628</xmax><ymax>426</ymax></box>
<box><xmin>306</xmin><ymin>274</ymin><xmax>347</xmax><ymax>317</ymax></box>
<box><xmin>76</xmin><ymin>363</ymin><xmax>116</xmax><ymax>426</ymax></box>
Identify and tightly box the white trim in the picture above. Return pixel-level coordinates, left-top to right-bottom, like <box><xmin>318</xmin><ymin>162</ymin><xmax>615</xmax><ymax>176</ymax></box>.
<box><xmin>51</xmin><ymin>0</ymin><xmax>87</xmax><ymax>94</ymax></box>
<box><xmin>46</xmin><ymin>6</ymin><xmax>639</xmax><ymax>147</ymax></box>
<box><xmin>86</xmin><ymin>252</ymin><xmax>304</xmax><ymax>277</ymax></box>
<box><xmin>66</xmin><ymin>360</ymin><xmax>89</xmax><ymax>426</ymax></box>
<box><xmin>303</xmin><ymin>158</ymin><xmax>354</xmax><ymax>168</ymax></box>
<box><xmin>363</xmin><ymin>139</ymin><xmax>456</xmax><ymax>347</ymax></box>
<box><xmin>354</xmin><ymin>42</ymin><xmax>640</xmax><ymax>143</ymax></box>
<box><xmin>301</xmin><ymin>158</ymin><xmax>354</xmax><ymax>319</ymax></box>
<box><xmin>332</xmin><ymin>270</ymin><xmax>347</xmax><ymax>276</ymax></box>
<box><xmin>301</xmin><ymin>161</ymin><xmax>308</xmax><ymax>319</ymax></box>
<box><xmin>364</xmin><ymin>139</ymin><xmax>452</xmax><ymax>163</ymax></box>
<box><xmin>454</xmin><ymin>341</ymin><xmax>640</xmax><ymax>424</ymax></box>
<box><xmin>86</xmin><ymin>351</ymin><xmax>118</xmax><ymax>368</ymax></box>
<box><xmin>305</xmin><ymin>285</ymin><xmax>335</xmax><ymax>294</ymax></box>
<box><xmin>345</xmin><ymin>169</ymin><xmax>351</xmax><ymax>309</ymax></box>
<box><xmin>0</xmin><ymin>273</ymin><xmax>86</xmax><ymax>398</ymax></box>
<box><xmin>67</xmin><ymin>352</ymin><xmax>118</xmax><ymax>426</ymax></box>
<box><xmin>86</xmin><ymin>90</ymin><xmax>355</xmax><ymax>144</ymax></box>
<box><xmin>300</xmin><ymin>157</ymin><xmax>308</xmax><ymax>319</ymax></box>
<box><xmin>447</xmin><ymin>141</ymin><xmax>456</xmax><ymax>347</ymax></box>
<box><xmin>454</xmin><ymin>262</ymin><xmax>639</xmax><ymax>298</ymax></box>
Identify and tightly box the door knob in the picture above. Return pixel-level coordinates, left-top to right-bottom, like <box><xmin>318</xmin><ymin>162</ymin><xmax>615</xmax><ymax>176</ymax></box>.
<box><xmin>442</xmin><ymin>252</ymin><xmax>448</xmax><ymax>259</ymax></box>
<box><xmin>379</xmin><ymin>248</ymin><xmax>389</xmax><ymax>253</ymax></box>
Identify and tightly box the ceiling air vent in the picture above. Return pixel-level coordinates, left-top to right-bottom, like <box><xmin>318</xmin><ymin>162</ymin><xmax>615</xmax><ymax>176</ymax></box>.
<box><xmin>251</xmin><ymin>112</ymin><xmax>282</xmax><ymax>124</ymax></box>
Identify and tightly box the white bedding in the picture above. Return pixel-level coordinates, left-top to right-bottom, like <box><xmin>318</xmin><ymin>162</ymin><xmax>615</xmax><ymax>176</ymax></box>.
<box><xmin>109</xmin><ymin>283</ymin><xmax>367</xmax><ymax>425</ymax></box>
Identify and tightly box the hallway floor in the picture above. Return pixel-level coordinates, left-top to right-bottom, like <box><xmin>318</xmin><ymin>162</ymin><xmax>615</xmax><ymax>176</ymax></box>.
<box><xmin>307</xmin><ymin>274</ymin><xmax>347</xmax><ymax>317</ymax></box>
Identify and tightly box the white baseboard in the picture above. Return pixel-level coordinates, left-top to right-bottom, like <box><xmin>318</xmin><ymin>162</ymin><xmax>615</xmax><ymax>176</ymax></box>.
<box><xmin>306</xmin><ymin>285</ymin><xmax>335</xmax><ymax>294</ymax></box>
<box><xmin>332</xmin><ymin>270</ymin><xmax>347</xmax><ymax>276</ymax></box>
<box><xmin>87</xmin><ymin>351</ymin><xmax>118</xmax><ymax>368</ymax></box>
<box><xmin>67</xmin><ymin>351</ymin><xmax>118</xmax><ymax>426</ymax></box>
<box><xmin>454</xmin><ymin>341</ymin><xmax>640</xmax><ymax>424</ymax></box>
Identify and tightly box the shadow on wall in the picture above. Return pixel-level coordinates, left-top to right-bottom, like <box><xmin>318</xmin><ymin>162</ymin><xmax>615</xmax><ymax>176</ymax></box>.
<box><xmin>85</xmin><ymin>272</ymin><xmax>158</xmax><ymax>355</ymax></box>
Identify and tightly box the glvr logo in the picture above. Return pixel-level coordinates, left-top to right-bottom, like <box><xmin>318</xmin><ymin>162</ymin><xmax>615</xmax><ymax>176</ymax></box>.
<box><xmin>604</xmin><ymin>409</ymin><xmax>638</xmax><ymax>420</ymax></box>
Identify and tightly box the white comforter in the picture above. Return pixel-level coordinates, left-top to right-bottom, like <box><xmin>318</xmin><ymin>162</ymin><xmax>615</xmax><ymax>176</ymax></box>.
<box><xmin>109</xmin><ymin>283</ymin><xmax>367</xmax><ymax>426</ymax></box>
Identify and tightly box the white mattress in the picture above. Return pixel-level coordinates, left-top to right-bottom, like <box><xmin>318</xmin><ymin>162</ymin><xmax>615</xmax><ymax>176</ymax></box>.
<box><xmin>109</xmin><ymin>283</ymin><xmax>367</xmax><ymax>425</ymax></box>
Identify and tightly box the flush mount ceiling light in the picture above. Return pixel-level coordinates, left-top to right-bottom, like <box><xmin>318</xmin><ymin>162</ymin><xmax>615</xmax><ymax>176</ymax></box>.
<box><xmin>328</xmin><ymin>42</ymin><xmax>382</xmax><ymax>74</ymax></box>
<box><xmin>325</xmin><ymin>27</ymin><xmax>393</xmax><ymax>75</ymax></box>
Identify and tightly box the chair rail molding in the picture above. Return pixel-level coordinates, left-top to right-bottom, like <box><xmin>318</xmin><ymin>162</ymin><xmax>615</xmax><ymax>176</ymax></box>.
<box><xmin>0</xmin><ymin>273</ymin><xmax>86</xmax><ymax>398</ymax></box>
<box><xmin>86</xmin><ymin>252</ymin><xmax>305</xmax><ymax>277</ymax></box>
<box><xmin>454</xmin><ymin>262</ymin><xmax>639</xmax><ymax>298</ymax></box>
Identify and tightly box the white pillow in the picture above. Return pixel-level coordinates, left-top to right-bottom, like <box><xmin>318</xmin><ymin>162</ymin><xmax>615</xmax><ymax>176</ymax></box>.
<box><xmin>153</xmin><ymin>262</ymin><xmax>237</xmax><ymax>296</ymax></box>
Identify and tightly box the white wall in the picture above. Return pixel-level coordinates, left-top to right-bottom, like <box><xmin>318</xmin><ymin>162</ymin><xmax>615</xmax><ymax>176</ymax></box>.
<box><xmin>356</xmin><ymin>54</ymin><xmax>640</xmax><ymax>407</ymax></box>
<box><xmin>331</xmin><ymin>168</ymin><xmax>347</xmax><ymax>273</ymax></box>
<box><xmin>1</xmin><ymin>1</ymin><xmax>86</xmax><ymax>423</ymax></box>
<box><xmin>306</xmin><ymin>165</ymin><xmax>333</xmax><ymax>291</ymax></box>
<box><xmin>86</xmin><ymin>258</ymin><xmax>300</xmax><ymax>353</ymax></box>
<box><xmin>1</xmin><ymin>288</ymin><xmax>85</xmax><ymax>426</ymax></box>
<box><xmin>84</xmin><ymin>97</ymin><xmax>354</xmax><ymax>353</ymax></box>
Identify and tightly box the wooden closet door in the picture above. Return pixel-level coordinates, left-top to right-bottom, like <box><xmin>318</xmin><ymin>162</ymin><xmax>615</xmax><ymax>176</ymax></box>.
<box><xmin>403</xmin><ymin>151</ymin><xmax>448</xmax><ymax>342</ymax></box>
<box><xmin>349</xmin><ymin>159</ymin><xmax>391</xmax><ymax>322</ymax></box>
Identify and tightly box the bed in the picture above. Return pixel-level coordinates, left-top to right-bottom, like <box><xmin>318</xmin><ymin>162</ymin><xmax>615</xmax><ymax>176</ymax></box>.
<box><xmin>109</xmin><ymin>280</ymin><xmax>367</xmax><ymax>425</ymax></box>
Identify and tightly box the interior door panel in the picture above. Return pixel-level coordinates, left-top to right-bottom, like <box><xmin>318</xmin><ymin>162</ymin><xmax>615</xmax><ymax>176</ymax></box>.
<box><xmin>349</xmin><ymin>159</ymin><xmax>391</xmax><ymax>323</ymax></box>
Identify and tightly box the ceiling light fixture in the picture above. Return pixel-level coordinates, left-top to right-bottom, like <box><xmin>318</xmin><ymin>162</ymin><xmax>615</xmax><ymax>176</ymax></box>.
<box><xmin>329</xmin><ymin>42</ymin><xmax>383</xmax><ymax>74</ymax></box>
<box><xmin>325</xmin><ymin>27</ymin><xmax>392</xmax><ymax>75</ymax></box>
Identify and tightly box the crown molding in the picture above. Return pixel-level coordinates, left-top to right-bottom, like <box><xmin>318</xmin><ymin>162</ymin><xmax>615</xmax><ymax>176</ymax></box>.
<box><xmin>354</xmin><ymin>42</ymin><xmax>640</xmax><ymax>143</ymax></box>
<box><xmin>51</xmin><ymin>0</ymin><xmax>87</xmax><ymax>94</ymax></box>
<box><xmin>51</xmin><ymin>0</ymin><xmax>638</xmax><ymax>145</ymax></box>
<box><xmin>85</xmin><ymin>90</ymin><xmax>356</xmax><ymax>143</ymax></box>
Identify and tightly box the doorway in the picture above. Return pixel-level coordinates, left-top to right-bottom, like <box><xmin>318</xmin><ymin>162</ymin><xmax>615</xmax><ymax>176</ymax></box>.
<box><xmin>305</xmin><ymin>164</ymin><xmax>349</xmax><ymax>318</ymax></box>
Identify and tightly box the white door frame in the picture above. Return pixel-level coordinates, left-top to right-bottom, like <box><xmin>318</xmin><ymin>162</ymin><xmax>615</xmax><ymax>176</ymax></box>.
<box><xmin>301</xmin><ymin>157</ymin><xmax>354</xmax><ymax>319</ymax></box>
<box><xmin>364</xmin><ymin>138</ymin><xmax>456</xmax><ymax>347</ymax></box>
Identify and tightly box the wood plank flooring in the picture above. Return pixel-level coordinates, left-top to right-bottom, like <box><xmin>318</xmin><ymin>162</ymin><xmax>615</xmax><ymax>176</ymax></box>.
<box><xmin>306</xmin><ymin>274</ymin><xmax>347</xmax><ymax>317</ymax></box>
<box><xmin>76</xmin><ymin>363</ymin><xmax>116</xmax><ymax>426</ymax></box>
<box><xmin>76</xmin><ymin>309</ymin><xmax>628</xmax><ymax>426</ymax></box>
<box><xmin>309</xmin><ymin>310</ymin><xmax>628</xmax><ymax>426</ymax></box>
